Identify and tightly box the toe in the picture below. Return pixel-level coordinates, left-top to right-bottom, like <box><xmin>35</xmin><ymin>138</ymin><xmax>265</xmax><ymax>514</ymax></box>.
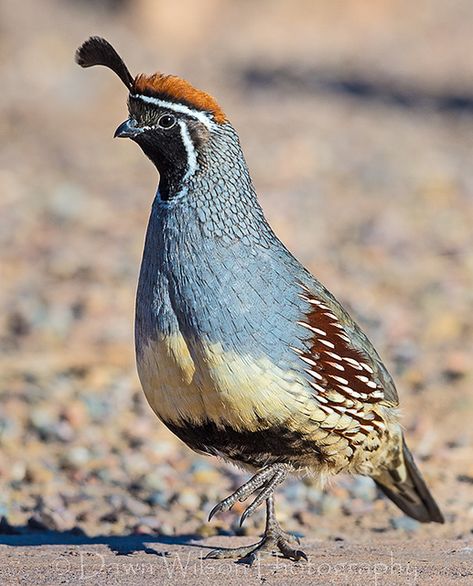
<box><xmin>204</xmin><ymin>543</ymin><xmax>260</xmax><ymax>560</ymax></box>
<box><xmin>277</xmin><ymin>539</ymin><xmax>308</xmax><ymax>562</ymax></box>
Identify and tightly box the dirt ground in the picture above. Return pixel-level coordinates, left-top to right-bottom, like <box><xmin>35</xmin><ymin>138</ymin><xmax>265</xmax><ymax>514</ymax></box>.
<box><xmin>1</xmin><ymin>536</ymin><xmax>473</xmax><ymax>585</ymax></box>
<box><xmin>1</xmin><ymin>0</ymin><xmax>473</xmax><ymax>584</ymax></box>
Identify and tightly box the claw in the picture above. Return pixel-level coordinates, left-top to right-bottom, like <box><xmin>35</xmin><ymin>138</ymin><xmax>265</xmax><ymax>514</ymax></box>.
<box><xmin>239</xmin><ymin>508</ymin><xmax>250</xmax><ymax>527</ymax></box>
<box><xmin>205</xmin><ymin>548</ymin><xmax>224</xmax><ymax>559</ymax></box>
<box><xmin>237</xmin><ymin>552</ymin><xmax>259</xmax><ymax>566</ymax></box>
<box><xmin>208</xmin><ymin>501</ymin><xmax>226</xmax><ymax>522</ymax></box>
<box><xmin>285</xmin><ymin>548</ymin><xmax>308</xmax><ymax>562</ymax></box>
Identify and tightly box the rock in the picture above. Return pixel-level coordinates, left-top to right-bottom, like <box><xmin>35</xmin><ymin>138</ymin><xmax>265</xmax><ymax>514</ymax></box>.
<box><xmin>135</xmin><ymin>516</ymin><xmax>161</xmax><ymax>532</ymax></box>
<box><xmin>176</xmin><ymin>488</ymin><xmax>201</xmax><ymax>510</ymax></box>
<box><xmin>390</xmin><ymin>516</ymin><xmax>420</xmax><ymax>532</ymax></box>
<box><xmin>62</xmin><ymin>447</ymin><xmax>91</xmax><ymax>468</ymax></box>
<box><xmin>349</xmin><ymin>477</ymin><xmax>377</xmax><ymax>501</ymax></box>
<box><xmin>123</xmin><ymin>496</ymin><xmax>150</xmax><ymax>517</ymax></box>
<box><xmin>147</xmin><ymin>490</ymin><xmax>169</xmax><ymax>508</ymax></box>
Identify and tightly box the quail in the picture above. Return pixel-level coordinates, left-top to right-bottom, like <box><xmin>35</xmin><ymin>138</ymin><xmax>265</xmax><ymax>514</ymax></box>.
<box><xmin>76</xmin><ymin>37</ymin><xmax>444</xmax><ymax>563</ymax></box>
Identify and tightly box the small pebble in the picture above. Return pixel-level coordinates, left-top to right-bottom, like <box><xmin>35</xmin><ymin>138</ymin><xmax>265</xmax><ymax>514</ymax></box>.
<box><xmin>390</xmin><ymin>516</ymin><xmax>420</xmax><ymax>532</ymax></box>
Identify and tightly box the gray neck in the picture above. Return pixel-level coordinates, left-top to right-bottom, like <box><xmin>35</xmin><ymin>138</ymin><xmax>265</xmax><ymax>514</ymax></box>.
<box><xmin>152</xmin><ymin>122</ymin><xmax>274</xmax><ymax>248</ymax></box>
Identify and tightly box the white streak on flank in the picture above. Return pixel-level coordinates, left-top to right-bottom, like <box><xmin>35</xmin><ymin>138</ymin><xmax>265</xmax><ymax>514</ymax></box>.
<box><xmin>131</xmin><ymin>94</ymin><xmax>215</xmax><ymax>129</ymax></box>
<box><xmin>296</xmin><ymin>321</ymin><xmax>318</xmax><ymax>332</ymax></box>
<box><xmin>297</xmin><ymin>321</ymin><xmax>328</xmax><ymax>339</ymax></box>
<box><xmin>178</xmin><ymin>120</ymin><xmax>198</xmax><ymax>183</ymax></box>
<box><xmin>356</xmin><ymin>375</ymin><xmax>370</xmax><ymax>383</ymax></box>
<box><xmin>297</xmin><ymin>294</ymin><xmax>310</xmax><ymax>302</ymax></box>
<box><xmin>326</xmin><ymin>361</ymin><xmax>345</xmax><ymax>372</ymax></box>
<box><xmin>323</xmin><ymin>312</ymin><xmax>338</xmax><ymax>320</ymax></box>
<box><xmin>319</xmin><ymin>339</ymin><xmax>335</xmax><ymax>349</ymax></box>
<box><xmin>308</xmin><ymin>369</ymin><xmax>323</xmax><ymax>381</ymax></box>
<box><xmin>329</xmin><ymin>374</ymin><xmax>349</xmax><ymax>385</ymax></box>
<box><xmin>360</xmin><ymin>362</ymin><xmax>374</xmax><ymax>374</ymax></box>
<box><xmin>312</xmin><ymin>327</ymin><xmax>327</xmax><ymax>337</ymax></box>
<box><xmin>338</xmin><ymin>385</ymin><xmax>362</xmax><ymax>398</ymax></box>
<box><xmin>307</xmin><ymin>298</ymin><xmax>322</xmax><ymax>306</ymax></box>
<box><xmin>300</xmin><ymin>355</ymin><xmax>317</xmax><ymax>367</ymax></box>
<box><xmin>289</xmin><ymin>345</ymin><xmax>303</xmax><ymax>355</ymax></box>
<box><xmin>309</xmin><ymin>381</ymin><xmax>326</xmax><ymax>394</ymax></box>
<box><xmin>325</xmin><ymin>351</ymin><xmax>342</xmax><ymax>361</ymax></box>
<box><xmin>342</xmin><ymin>357</ymin><xmax>363</xmax><ymax>369</ymax></box>
<box><xmin>306</xmin><ymin>368</ymin><xmax>323</xmax><ymax>380</ymax></box>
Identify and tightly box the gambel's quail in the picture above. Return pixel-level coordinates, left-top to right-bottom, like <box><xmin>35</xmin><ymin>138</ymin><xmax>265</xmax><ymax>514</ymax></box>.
<box><xmin>76</xmin><ymin>37</ymin><xmax>444</xmax><ymax>563</ymax></box>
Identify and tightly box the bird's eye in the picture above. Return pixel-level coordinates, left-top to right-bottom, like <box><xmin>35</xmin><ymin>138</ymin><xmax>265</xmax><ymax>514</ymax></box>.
<box><xmin>158</xmin><ymin>114</ymin><xmax>176</xmax><ymax>129</ymax></box>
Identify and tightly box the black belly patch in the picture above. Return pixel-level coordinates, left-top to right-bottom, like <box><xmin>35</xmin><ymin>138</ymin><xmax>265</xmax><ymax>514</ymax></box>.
<box><xmin>165</xmin><ymin>419</ymin><xmax>327</xmax><ymax>468</ymax></box>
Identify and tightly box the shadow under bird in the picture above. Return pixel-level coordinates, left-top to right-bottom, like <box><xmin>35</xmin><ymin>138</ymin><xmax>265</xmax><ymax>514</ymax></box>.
<box><xmin>75</xmin><ymin>37</ymin><xmax>444</xmax><ymax>563</ymax></box>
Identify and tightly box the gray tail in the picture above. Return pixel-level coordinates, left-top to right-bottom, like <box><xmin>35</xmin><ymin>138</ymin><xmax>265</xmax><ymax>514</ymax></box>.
<box><xmin>373</xmin><ymin>436</ymin><xmax>444</xmax><ymax>523</ymax></box>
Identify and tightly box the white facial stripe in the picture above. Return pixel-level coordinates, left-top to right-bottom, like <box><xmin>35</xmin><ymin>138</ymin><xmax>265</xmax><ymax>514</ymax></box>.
<box><xmin>178</xmin><ymin>120</ymin><xmax>198</xmax><ymax>183</ymax></box>
<box><xmin>131</xmin><ymin>94</ymin><xmax>215</xmax><ymax>129</ymax></box>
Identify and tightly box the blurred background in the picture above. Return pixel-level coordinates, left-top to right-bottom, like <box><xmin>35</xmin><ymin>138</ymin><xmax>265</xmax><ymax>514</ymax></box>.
<box><xmin>0</xmin><ymin>0</ymin><xmax>472</xmax><ymax>543</ymax></box>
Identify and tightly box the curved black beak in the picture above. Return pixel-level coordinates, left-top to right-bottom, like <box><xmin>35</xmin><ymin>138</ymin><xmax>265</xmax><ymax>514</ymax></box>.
<box><xmin>114</xmin><ymin>118</ymin><xmax>143</xmax><ymax>139</ymax></box>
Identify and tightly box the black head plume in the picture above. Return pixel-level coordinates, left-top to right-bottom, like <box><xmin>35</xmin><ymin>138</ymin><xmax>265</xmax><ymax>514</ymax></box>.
<box><xmin>75</xmin><ymin>36</ymin><xmax>134</xmax><ymax>90</ymax></box>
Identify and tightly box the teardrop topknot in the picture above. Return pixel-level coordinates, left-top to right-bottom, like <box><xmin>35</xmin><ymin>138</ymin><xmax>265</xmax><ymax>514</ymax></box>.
<box><xmin>75</xmin><ymin>36</ymin><xmax>134</xmax><ymax>90</ymax></box>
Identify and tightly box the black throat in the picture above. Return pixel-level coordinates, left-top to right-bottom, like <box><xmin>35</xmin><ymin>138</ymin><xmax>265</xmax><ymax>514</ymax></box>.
<box><xmin>134</xmin><ymin>131</ymin><xmax>191</xmax><ymax>201</ymax></box>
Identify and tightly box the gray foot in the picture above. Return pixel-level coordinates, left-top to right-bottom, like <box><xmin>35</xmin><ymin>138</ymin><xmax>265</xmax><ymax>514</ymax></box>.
<box><xmin>205</xmin><ymin>528</ymin><xmax>307</xmax><ymax>565</ymax></box>
<box><xmin>206</xmin><ymin>494</ymin><xmax>307</xmax><ymax>565</ymax></box>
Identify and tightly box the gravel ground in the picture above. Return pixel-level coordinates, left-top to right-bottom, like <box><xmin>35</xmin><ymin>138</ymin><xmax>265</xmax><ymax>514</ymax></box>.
<box><xmin>1</xmin><ymin>537</ymin><xmax>473</xmax><ymax>585</ymax></box>
<box><xmin>1</xmin><ymin>0</ymin><xmax>472</xmax><ymax>583</ymax></box>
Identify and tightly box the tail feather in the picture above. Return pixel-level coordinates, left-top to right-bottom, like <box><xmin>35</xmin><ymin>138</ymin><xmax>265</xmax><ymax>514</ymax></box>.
<box><xmin>373</xmin><ymin>436</ymin><xmax>444</xmax><ymax>524</ymax></box>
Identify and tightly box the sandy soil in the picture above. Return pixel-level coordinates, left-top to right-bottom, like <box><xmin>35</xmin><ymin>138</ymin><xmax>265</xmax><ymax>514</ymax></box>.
<box><xmin>1</xmin><ymin>0</ymin><xmax>473</xmax><ymax>584</ymax></box>
<box><xmin>1</xmin><ymin>535</ymin><xmax>473</xmax><ymax>585</ymax></box>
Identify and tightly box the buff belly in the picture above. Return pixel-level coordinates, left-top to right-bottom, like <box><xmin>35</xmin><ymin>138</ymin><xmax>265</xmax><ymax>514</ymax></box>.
<box><xmin>136</xmin><ymin>332</ymin><xmax>392</xmax><ymax>473</ymax></box>
<box><xmin>136</xmin><ymin>332</ymin><xmax>312</xmax><ymax>432</ymax></box>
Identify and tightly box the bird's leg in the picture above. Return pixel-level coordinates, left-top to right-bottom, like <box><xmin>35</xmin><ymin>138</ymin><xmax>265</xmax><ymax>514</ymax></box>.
<box><xmin>262</xmin><ymin>496</ymin><xmax>307</xmax><ymax>562</ymax></box>
<box><xmin>206</xmin><ymin>466</ymin><xmax>307</xmax><ymax>564</ymax></box>
<box><xmin>208</xmin><ymin>463</ymin><xmax>285</xmax><ymax>521</ymax></box>
<box><xmin>264</xmin><ymin>494</ymin><xmax>302</xmax><ymax>546</ymax></box>
<box><xmin>238</xmin><ymin>465</ymin><xmax>287</xmax><ymax>526</ymax></box>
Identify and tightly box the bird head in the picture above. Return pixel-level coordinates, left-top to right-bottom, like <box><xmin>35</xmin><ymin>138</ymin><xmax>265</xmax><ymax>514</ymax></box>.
<box><xmin>75</xmin><ymin>37</ymin><xmax>227</xmax><ymax>200</ymax></box>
